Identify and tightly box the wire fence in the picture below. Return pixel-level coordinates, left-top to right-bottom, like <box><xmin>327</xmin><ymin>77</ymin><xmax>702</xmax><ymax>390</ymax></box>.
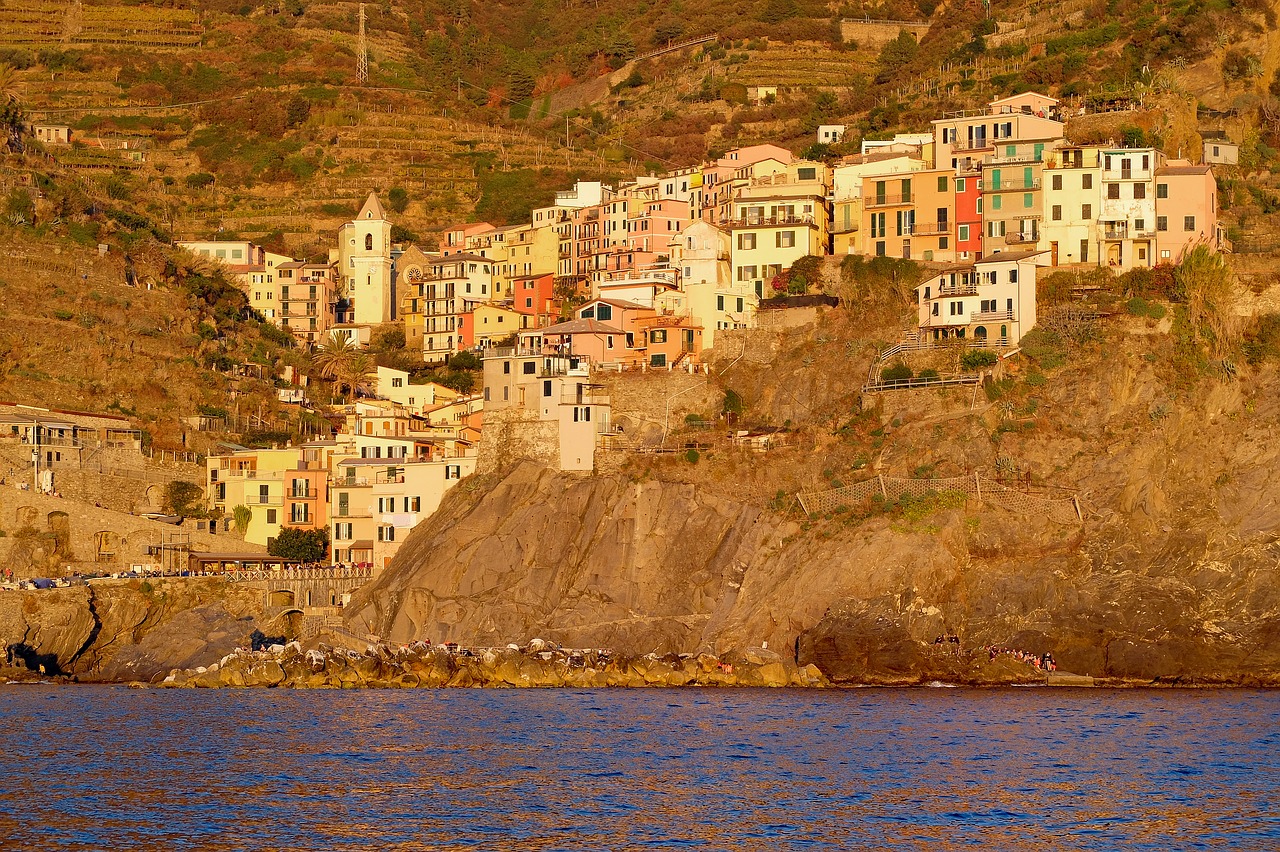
<box><xmin>797</xmin><ymin>472</ymin><xmax>1082</xmax><ymax>525</ymax></box>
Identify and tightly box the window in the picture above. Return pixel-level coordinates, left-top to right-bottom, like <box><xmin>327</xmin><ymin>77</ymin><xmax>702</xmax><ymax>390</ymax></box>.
<box><xmin>871</xmin><ymin>213</ymin><xmax>886</xmax><ymax>238</ymax></box>
<box><xmin>445</xmin><ymin>465</ymin><xmax>461</xmax><ymax>480</ymax></box>
<box><xmin>737</xmin><ymin>233</ymin><xmax>757</xmax><ymax>250</ymax></box>
<box><xmin>776</xmin><ymin>231</ymin><xmax>795</xmax><ymax>248</ymax></box>
<box><xmin>651</xmin><ymin>329</ymin><xmax>667</xmax><ymax>344</ymax></box>
<box><xmin>522</xmin><ymin>361</ymin><xmax>535</xmax><ymax>375</ymax></box>
<box><xmin>956</xmin><ymin>177</ymin><xmax>966</xmax><ymax>193</ymax></box>
<box><xmin>1107</xmin><ymin>184</ymin><xmax>1120</xmax><ymax>199</ymax></box>
<box><xmin>596</xmin><ymin>304</ymin><xmax>612</xmax><ymax>321</ymax></box>
<box><xmin>717</xmin><ymin>295</ymin><xmax>725</xmax><ymax>311</ymax></box>
<box><xmin>992</xmin><ymin>195</ymin><xmax>1002</xmax><ymax>211</ymax></box>
<box><xmin>937</xmin><ymin>176</ymin><xmax>948</xmax><ymax>193</ymax></box>
<box><xmin>1157</xmin><ymin>183</ymin><xmax>1169</xmax><ymax>199</ymax></box>
<box><xmin>543</xmin><ymin>380</ymin><xmax>552</xmax><ymax>397</ymax></box>
<box><xmin>1023</xmin><ymin>193</ymin><xmax>1034</xmax><ymax>209</ymax></box>
<box><xmin>1009</xmin><ymin>269</ymin><xmax>1018</xmax><ymax>283</ymax></box>
<box><xmin>1157</xmin><ymin>216</ymin><xmax>1168</xmax><ymax>232</ymax></box>
<box><xmin>1052</xmin><ymin>205</ymin><xmax>1062</xmax><ymax>221</ymax></box>
<box><xmin>950</xmin><ymin>301</ymin><xmax>963</xmax><ymax>316</ymax></box>
<box><xmin>1082</xmin><ymin>174</ymin><xmax>1093</xmax><ymax>190</ymax></box>
<box><xmin>391</xmin><ymin>377</ymin><xmax>403</xmax><ymax>388</ymax></box>
<box><xmin>939</xmin><ymin>237</ymin><xmax>949</xmax><ymax>250</ymax></box>
<box><xmin>266</xmin><ymin>509</ymin><xmax>277</xmax><ymax>525</ymax></box>
<box><xmin>797</xmin><ymin>167</ymin><xmax>817</xmax><ymax>180</ymax></box>
<box><xmin>335</xmin><ymin>522</ymin><xmax>352</xmax><ymax>541</ymax></box>
<box><xmin>1082</xmin><ymin>204</ymin><xmax>1092</xmax><ymax>220</ymax></box>
<box><xmin>1052</xmin><ymin>174</ymin><xmax>1063</xmax><ymax>191</ymax></box>
<box><xmin>958</xmin><ymin>224</ymin><xmax>970</xmax><ymax>241</ymax></box>
<box><xmin>409</xmin><ymin>497</ymin><xmax>421</xmax><ymax>512</ymax></box>
<box><xmin>365</xmin><ymin>233</ymin><xmax>373</xmax><ymax>251</ymax></box>
<box><xmin>736</xmin><ymin>297</ymin><xmax>744</xmax><ymax>312</ymax></box>
<box><xmin>1134</xmin><ymin>183</ymin><xmax>1146</xmax><ymax>200</ymax></box>
<box><xmin>1184</xmin><ymin>216</ymin><xmax>1196</xmax><ymax>231</ymax></box>
<box><xmin>1134</xmin><ymin>218</ymin><xmax>1145</xmax><ymax>232</ymax></box>
<box><xmin>377</xmin><ymin>526</ymin><xmax>395</xmax><ymax>542</ymax></box>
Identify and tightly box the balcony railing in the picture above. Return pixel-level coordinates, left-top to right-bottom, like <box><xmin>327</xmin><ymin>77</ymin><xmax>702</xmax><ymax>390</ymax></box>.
<box><xmin>374</xmin><ymin>473</ymin><xmax>406</xmax><ymax>484</ymax></box>
<box><xmin>1103</xmin><ymin>227</ymin><xmax>1128</xmax><ymax>240</ymax></box>
<box><xmin>865</xmin><ymin>194</ymin><xmax>912</xmax><ymax>208</ymax></box>
<box><xmin>985</xmin><ymin>178</ymin><xmax>1041</xmax><ymax>191</ymax></box>
<box><xmin>970</xmin><ymin>309</ymin><xmax>1015</xmax><ymax>323</ymax></box>
<box><xmin>727</xmin><ymin>214</ymin><xmax>816</xmax><ymax>228</ymax></box>
<box><xmin>331</xmin><ymin>477</ymin><xmax>371</xmax><ymax>488</ymax></box>
<box><xmin>561</xmin><ymin>390</ymin><xmax>610</xmax><ymax>405</ymax></box>
<box><xmin>290</xmin><ymin>488</ymin><xmax>314</xmax><ymax>499</ymax></box>
<box><xmin>911</xmin><ymin>221</ymin><xmax>951</xmax><ymax>236</ymax></box>
<box><xmin>1006</xmin><ymin>232</ymin><xmax>1040</xmax><ymax>244</ymax></box>
<box><xmin>936</xmin><ymin>283</ymin><xmax>979</xmax><ymax>297</ymax></box>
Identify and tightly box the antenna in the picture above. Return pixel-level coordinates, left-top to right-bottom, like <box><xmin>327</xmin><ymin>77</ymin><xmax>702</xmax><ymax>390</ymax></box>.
<box><xmin>356</xmin><ymin>4</ymin><xmax>368</xmax><ymax>85</ymax></box>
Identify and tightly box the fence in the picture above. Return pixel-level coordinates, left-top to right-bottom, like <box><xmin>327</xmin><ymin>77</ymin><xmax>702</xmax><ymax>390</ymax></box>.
<box><xmin>797</xmin><ymin>472</ymin><xmax>1082</xmax><ymax>525</ymax></box>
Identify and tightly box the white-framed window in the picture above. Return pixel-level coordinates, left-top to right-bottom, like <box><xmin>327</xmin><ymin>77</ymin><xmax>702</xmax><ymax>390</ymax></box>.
<box><xmin>445</xmin><ymin>465</ymin><xmax>461</xmax><ymax>480</ymax></box>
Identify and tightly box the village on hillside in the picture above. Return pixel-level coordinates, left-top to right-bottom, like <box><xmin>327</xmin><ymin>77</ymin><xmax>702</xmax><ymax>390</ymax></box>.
<box><xmin>11</xmin><ymin>90</ymin><xmax>1230</xmax><ymax>579</ymax></box>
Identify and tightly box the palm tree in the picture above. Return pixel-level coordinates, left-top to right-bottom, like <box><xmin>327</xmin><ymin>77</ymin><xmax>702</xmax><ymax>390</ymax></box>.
<box><xmin>311</xmin><ymin>332</ymin><xmax>358</xmax><ymax>401</ymax></box>
<box><xmin>342</xmin><ymin>353</ymin><xmax>376</xmax><ymax>401</ymax></box>
<box><xmin>0</xmin><ymin>64</ymin><xmax>25</xmax><ymax>154</ymax></box>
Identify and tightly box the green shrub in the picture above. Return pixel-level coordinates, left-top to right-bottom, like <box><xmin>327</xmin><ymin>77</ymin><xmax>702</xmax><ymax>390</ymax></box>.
<box><xmin>685</xmin><ymin>448</ymin><xmax>700</xmax><ymax>464</ymax></box>
<box><xmin>880</xmin><ymin>361</ymin><xmax>913</xmax><ymax>381</ymax></box>
<box><xmin>1125</xmin><ymin>297</ymin><xmax>1167</xmax><ymax>320</ymax></box>
<box><xmin>960</xmin><ymin>349</ymin><xmax>998</xmax><ymax>370</ymax></box>
<box><xmin>917</xmin><ymin>368</ymin><xmax>940</xmax><ymax>380</ymax></box>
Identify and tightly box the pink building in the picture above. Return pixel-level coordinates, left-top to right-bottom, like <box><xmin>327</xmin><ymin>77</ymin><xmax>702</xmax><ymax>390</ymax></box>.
<box><xmin>1154</xmin><ymin>163</ymin><xmax>1220</xmax><ymax>264</ymax></box>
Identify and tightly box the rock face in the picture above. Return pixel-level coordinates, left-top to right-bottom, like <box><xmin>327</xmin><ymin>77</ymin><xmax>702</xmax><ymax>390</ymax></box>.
<box><xmin>0</xmin><ymin>579</ymin><xmax>267</xmax><ymax>683</ymax></box>
<box><xmin>162</xmin><ymin>641</ymin><xmax>827</xmax><ymax>690</ymax></box>
<box><xmin>346</xmin><ymin>462</ymin><xmax>1280</xmax><ymax>687</ymax></box>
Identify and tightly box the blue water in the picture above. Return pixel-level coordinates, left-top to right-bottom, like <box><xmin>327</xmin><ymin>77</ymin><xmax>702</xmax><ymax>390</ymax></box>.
<box><xmin>0</xmin><ymin>687</ymin><xmax>1276</xmax><ymax>850</ymax></box>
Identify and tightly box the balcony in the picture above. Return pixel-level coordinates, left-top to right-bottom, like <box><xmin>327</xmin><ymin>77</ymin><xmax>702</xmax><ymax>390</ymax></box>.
<box><xmin>374</xmin><ymin>472</ymin><xmax>406</xmax><ymax>484</ymax></box>
<box><xmin>1103</xmin><ymin>226</ymin><xmax>1128</xmax><ymax>240</ymax></box>
<box><xmin>332</xmin><ymin>477</ymin><xmax>371</xmax><ymax>488</ymax></box>
<box><xmin>970</xmin><ymin>309</ymin><xmax>1015</xmax><ymax>323</ymax></box>
<box><xmin>561</xmin><ymin>388</ymin><xmax>610</xmax><ymax>405</ymax></box>
<box><xmin>936</xmin><ymin>283</ymin><xmax>979</xmax><ymax>297</ymax></box>
<box><xmin>1006</xmin><ymin>232</ymin><xmax>1040</xmax><ymax>244</ymax></box>
<box><xmin>290</xmin><ymin>488</ymin><xmax>314</xmax><ymax>499</ymax></box>
<box><xmin>864</xmin><ymin>194</ymin><xmax>912</xmax><ymax>208</ymax></box>
<box><xmin>727</xmin><ymin>214</ymin><xmax>816</xmax><ymax>228</ymax></box>
<box><xmin>911</xmin><ymin>221</ymin><xmax>951</xmax><ymax>236</ymax></box>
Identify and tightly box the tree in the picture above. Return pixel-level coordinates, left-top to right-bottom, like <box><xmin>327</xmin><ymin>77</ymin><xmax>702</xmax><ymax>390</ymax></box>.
<box><xmin>875</xmin><ymin>31</ymin><xmax>919</xmax><ymax>84</ymax></box>
<box><xmin>268</xmin><ymin>527</ymin><xmax>329</xmax><ymax>563</ymax></box>
<box><xmin>1174</xmin><ymin>245</ymin><xmax>1239</xmax><ymax>360</ymax></box>
<box><xmin>342</xmin><ymin>352</ymin><xmax>376</xmax><ymax>400</ymax></box>
<box><xmin>164</xmin><ymin>480</ymin><xmax>203</xmax><ymax>516</ymax></box>
<box><xmin>311</xmin><ymin>332</ymin><xmax>358</xmax><ymax>401</ymax></box>
<box><xmin>0</xmin><ymin>64</ymin><xmax>25</xmax><ymax>154</ymax></box>
<box><xmin>387</xmin><ymin>186</ymin><xmax>409</xmax><ymax>214</ymax></box>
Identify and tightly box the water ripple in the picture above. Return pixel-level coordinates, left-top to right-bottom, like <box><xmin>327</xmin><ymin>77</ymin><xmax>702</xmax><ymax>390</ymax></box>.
<box><xmin>0</xmin><ymin>687</ymin><xmax>1276</xmax><ymax>850</ymax></box>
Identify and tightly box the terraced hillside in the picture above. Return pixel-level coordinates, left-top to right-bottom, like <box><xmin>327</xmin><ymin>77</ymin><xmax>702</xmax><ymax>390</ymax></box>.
<box><xmin>0</xmin><ymin>0</ymin><xmax>203</xmax><ymax>51</ymax></box>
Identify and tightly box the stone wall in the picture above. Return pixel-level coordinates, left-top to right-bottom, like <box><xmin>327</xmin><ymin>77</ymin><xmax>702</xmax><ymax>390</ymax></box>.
<box><xmin>0</xmin><ymin>484</ymin><xmax>259</xmax><ymax>578</ymax></box>
<box><xmin>475</xmin><ymin>407</ymin><xmax>560</xmax><ymax>474</ymax></box>
<box><xmin>597</xmin><ymin>371</ymin><xmax>722</xmax><ymax>447</ymax></box>
<box><xmin>840</xmin><ymin>19</ymin><xmax>931</xmax><ymax>49</ymax></box>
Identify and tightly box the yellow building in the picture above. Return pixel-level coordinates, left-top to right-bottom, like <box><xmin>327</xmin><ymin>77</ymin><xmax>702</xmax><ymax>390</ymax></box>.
<box><xmin>470</xmin><ymin>303</ymin><xmax>524</xmax><ymax>350</ymax></box>
<box><xmin>728</xmin><ymin>160</ymin><xmax>831</xmax><ymax>298</ymax></box>
<box><xmin>1041</xmin><ymin>146</ymin><xmax>1103</xmax><ymax>266</ymax></box>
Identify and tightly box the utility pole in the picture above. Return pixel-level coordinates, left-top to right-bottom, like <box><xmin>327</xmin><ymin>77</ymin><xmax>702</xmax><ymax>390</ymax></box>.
<box><xmin>356</xmin><ymin>3</ymin><xmax>368</xmax><ymax>85</ymax></box>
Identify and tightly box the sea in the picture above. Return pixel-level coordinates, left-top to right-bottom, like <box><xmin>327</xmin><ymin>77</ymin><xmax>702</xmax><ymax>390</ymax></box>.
<box><xmin>0</xmin><ymin>686</ymin><xmax>1276</xmax><ymax>851</ymax></box>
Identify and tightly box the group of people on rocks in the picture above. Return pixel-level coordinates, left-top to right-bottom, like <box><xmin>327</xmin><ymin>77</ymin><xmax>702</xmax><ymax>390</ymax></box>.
<box><xmin>988</xmin><ymin>646</ymin><xmax>1057</xmax><ymax>672</ymax></box>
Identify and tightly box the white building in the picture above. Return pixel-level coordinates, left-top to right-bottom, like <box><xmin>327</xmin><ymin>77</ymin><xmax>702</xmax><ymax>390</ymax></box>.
<box><xmin>818</xmin><ymin>124</ymin><xmax>847</xmax><ymax>145</ymax></box>
<box><xmin>915</xmin><ymin>249</ymin><xmax>1046</xmax><ymax>346</ymax></box>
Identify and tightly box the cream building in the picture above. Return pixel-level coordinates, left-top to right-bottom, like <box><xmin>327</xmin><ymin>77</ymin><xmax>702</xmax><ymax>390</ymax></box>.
<box><xmin>335</xmin><ymin>192</ymin><xmax>394</xmax><ymax>325</ymax></box>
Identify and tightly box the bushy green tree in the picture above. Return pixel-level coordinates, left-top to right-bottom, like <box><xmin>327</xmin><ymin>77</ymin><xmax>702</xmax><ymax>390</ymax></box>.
<box><xmin>164</xmin><ymin>480</ymin><xmax>204</xmax><ymax>516</ymax></box>
<box><xmin>268</xmin><ymin>527</ymin><xmax>329</xmax><ymax>563</ymax></box>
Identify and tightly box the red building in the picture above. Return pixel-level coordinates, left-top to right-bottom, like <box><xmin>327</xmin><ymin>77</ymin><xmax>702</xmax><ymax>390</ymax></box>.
<box><xmin>954</xmin><ymin>168</ymin><xmax>983</xmax><ymax>260</ymax></box>
<box><xmin>511</xmin><ymin>273</ymin><xmax>558</xmax><ymax>329</ymax></box>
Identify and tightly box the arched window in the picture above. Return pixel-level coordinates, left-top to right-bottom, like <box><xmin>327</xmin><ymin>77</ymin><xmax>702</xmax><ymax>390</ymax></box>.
<box><xmin>974</xmin><ymin>326</ymin><xmax>987</xmax><ymax>340</ymax></box>
<box><xmin>365</xmin><ymin>233</ymin><xmax>373</xmax><ymax>251</ymax></box>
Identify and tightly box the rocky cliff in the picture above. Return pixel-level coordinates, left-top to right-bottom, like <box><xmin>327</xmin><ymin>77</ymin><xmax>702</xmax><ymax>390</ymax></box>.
<box><xmin>0</xmin><ymin>579</ymin><xmax>268</xmax><ymax>683</ymax></box>
<box><xmin>344</xmin><ymin>461</ymin><xmax>1280</xmax><ymax>686</ymax></box>
<box><xmin>346</xmin><ymin>304</ymin><xmax>1280</xmax><ymax>686</ymax></box>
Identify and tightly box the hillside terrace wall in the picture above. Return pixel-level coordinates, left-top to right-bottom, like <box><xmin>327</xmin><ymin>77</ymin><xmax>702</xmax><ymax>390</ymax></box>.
<box><xmin>0</xmin><ymin>484</ymin><xmax>257</xmax><ymax>579</ymax></box>
<box><xmin>476</xmin><ymin>408</ymin><xmax>560</xmax><ymax>475</ymax></box>
<box><xmin>596</xmin><ymin>371</ymin><xmax>722</xmax><ymax>444</ymax></box>
<box><xmin>840</xmin><ymin>19</ymin><xmax>931</xmax><ymax>49</ymax></box>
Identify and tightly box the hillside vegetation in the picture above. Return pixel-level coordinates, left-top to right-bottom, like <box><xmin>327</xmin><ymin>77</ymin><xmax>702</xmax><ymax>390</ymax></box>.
<box><xmin>1</xmin><ymin>0</ymin><xmax>1276</xmax><ymax>250</ymax></box>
